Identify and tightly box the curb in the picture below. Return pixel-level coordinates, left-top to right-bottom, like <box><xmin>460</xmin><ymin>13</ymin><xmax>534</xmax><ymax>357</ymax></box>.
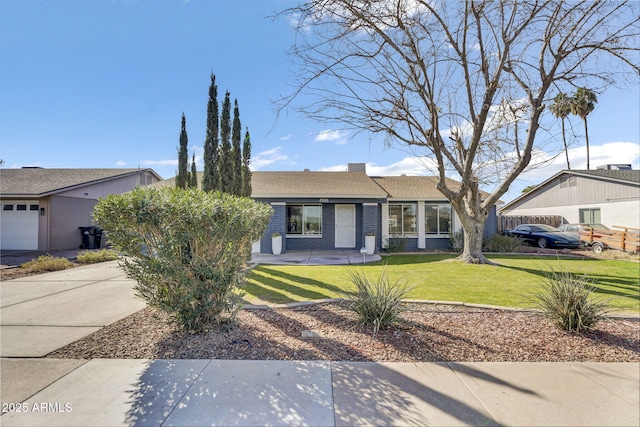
<box><xmin>242</xmin><ymin>298</ymin><xmax>640</xmax><ymax>321</ymax></box>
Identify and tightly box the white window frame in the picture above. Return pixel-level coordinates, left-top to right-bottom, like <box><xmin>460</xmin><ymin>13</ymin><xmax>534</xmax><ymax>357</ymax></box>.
<box><xmin>286</xmin><ymin>204</ymin><xmax>323</xmax><ymax>237</ymax></box>
<box><xmin>425</xmin><ymin>203</ymin><xmax>453</xmax><ymax>236</ymax></box>
<box><xmin>388</xmin><ymin>203</ymin><xmax>418</xmax><ymax>236</ymax></box>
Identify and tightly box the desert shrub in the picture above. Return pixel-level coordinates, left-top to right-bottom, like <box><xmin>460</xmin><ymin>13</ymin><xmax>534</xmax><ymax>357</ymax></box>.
<box><xmin>385</xmin><ymin>234</ymin><xmax>408</xmax><ymax>252</ymax></box>
<box><xmin>449</xmin><ymin>230</ymin><xmax>464</xmax><ymax>252</ymax></box>
<box><xmin>76</xmin><ymin>249</ymin><xmax>119</xmax><ymax>264</ymax></box>
<box><xmin>93</xmin><ymin>187</ymin><xmax>273</xmax><ymax>333</ymax></box>
<box><xmin>531</xmin><ymin>267</ymin><xmax>610</xmax><ymax>333</ymax></box>
<box><xmin>483</xmin><ymin>234</ymin><xmax>523</xmax><ymax>253</ymax></box>
<box><xmin>20</xmin><ymin>255</ymin><xmax>73</xmax><ymax>273</ymax></box>
<box><xmin>341</xmin><ymin>267</ymin><xmax>411</xmax><ymax>335</ymax></box>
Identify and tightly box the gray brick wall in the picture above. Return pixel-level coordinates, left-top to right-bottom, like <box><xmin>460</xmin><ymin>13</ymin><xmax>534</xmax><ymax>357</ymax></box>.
<box><xmin>263</xmin><ymin>203</ymin><xmax>287</xmax><ymax>253</ymax></box>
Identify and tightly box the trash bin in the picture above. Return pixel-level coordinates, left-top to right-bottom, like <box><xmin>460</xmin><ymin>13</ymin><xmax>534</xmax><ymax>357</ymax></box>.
<box><xmin>94</xmin><ymin>228</ymin><xmax>103</xmax><ymax>249</ymax></box>
<box><xmin>78</xmin><ymin>226</ymin><xmax>102</xmax><ymax>249</ymax></box>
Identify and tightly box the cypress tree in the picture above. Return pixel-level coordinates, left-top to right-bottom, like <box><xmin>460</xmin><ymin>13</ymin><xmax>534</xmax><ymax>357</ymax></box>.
<box><xmin>176</xmin><ymin>113</ymin><xmax>189</xmax><ymax>189</ymax></box>
<box><xmin>218</xmin><ymin>91</ymin><xmax>233</xmax><ymax>193</ymax></box>
<box><xmin>231</xmin><ymin>99</ymin><xmax>243</xmax><ymax>196</ymax></box>
<box><xmin>189</xmin><ymin>152</ymin><xmax>198</xmax><ymax>188</ymax></box>
<box><xmin>241</xmin><ymin>127</ymin><xmax>252</xmax><ymax>197</ymax></box>
<box><xmin>202</xmin><ymin>73</ymin><xmax>220</xmax><ymax>192</ymax></box>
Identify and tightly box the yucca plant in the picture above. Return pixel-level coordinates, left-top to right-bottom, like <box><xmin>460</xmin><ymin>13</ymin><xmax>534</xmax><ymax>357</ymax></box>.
<box><xmin>532</xmin><ymin>267</ymin><xmax>610</xmax><ymax>333</ymax></box>
<box><xmin>342</xmin><ymin>267</ymin><xmax>411</xmax><ymax>335</ymax></box>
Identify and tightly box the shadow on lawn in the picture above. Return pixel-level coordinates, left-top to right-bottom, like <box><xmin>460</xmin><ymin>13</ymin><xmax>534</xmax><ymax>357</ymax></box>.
<box><xmin>496</xmin><ymin>260</ymin><xmax>639</xmax><ymax>304</ymax></box>
<box><xmin>243</xmin><ymin>266</ymin><xmax>346</xmax><ymax>304</ymax></box>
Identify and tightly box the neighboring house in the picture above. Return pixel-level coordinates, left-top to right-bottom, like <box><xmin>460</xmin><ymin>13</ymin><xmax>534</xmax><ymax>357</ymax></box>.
<box><xmin>153</xmin><ymin>163</ymin><xmax>497</xmax><ymax>253</ymax></box>
<box><xmin>0</xmin><ymin>168</ymin><xmax>162</xmax><ymax>251</ymax></box>
<box><xmin>499</xmin><ymin>168</ymin><xmax>640</xmax><ymax>228</ymax></box>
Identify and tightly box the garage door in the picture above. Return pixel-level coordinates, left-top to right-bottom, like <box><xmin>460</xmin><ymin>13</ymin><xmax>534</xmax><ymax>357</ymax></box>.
<box><xmin>1</xmin><ymin>202</ymin><xmax>39</xmax><ymax>250</ymax></box>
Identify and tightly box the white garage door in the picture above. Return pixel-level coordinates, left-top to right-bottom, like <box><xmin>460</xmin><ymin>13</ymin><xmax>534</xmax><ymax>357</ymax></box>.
<box><xmin>1</xmin><ymin>202</ymin><xmax>39</xmax><ymax>250</ymax></box>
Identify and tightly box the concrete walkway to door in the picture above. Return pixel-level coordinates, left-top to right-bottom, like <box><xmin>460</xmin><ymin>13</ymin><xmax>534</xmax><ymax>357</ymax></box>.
<box><xmin>251</xmin><ymin>250</ymin><xmax>381</xmax><ymax>265</ymax></box>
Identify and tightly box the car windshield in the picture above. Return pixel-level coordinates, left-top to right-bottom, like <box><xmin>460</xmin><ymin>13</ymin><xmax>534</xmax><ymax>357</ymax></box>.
<box><xmin>585</xmin><ymin>224</ymin><xmax>610</xmax><ymax>230</ymax></box>
<box><xmin>529</xmin><ymin>225</ymin><xmax>560</xmax><ymax>232</ymax></box>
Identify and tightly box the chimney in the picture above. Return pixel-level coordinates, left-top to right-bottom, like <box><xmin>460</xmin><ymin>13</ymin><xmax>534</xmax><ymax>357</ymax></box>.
<box><xmin>347</xmin><ymin>163</ymin><xmax>367</xmax><ymax>174</ymax></box>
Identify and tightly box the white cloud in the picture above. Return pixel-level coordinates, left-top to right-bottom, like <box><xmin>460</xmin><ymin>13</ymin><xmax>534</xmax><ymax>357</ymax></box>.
<box><xmin>321</xmin><ymin>157</ymin><xmax>440</xmax><ymax>176</ymax></box>
<box><xmin>116</xmin><ymin>160</ymin><xmax>127</xmax><ymax>166</ymax></box>
<box><xmin>141</xmin><ymin>159</ymin><xmax>178</xmax><ymax>166</ymax></box>
<box><xmin>251</xmin><ymin>146</ymin><xmax>291</xmax><ymax>170</ymax></box>
<box><xmin>314</xmin><ymin>129</ymin><xmax>349</xmax><ymax>145</ymax></box>
<box><xmin>279</xmin><ymin>134</ymin><xmax>293</xmax><ymax>141</ymax></box>
<box><xmin>517</xmin><ymin>141</ymin><xmax>639</xmax><ymax>183</ymax></box>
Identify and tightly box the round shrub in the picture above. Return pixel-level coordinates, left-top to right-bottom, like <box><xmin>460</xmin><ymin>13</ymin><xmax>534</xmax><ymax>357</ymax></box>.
<box><xmin>93</xmin><ymin>187</ymin><xmax>273</xmax><ymax>332</ymax></box>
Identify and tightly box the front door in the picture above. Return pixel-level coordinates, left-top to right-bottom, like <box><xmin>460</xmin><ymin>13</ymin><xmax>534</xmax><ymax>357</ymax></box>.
<box><xmin>335</xmin><ymin>204</ymin><xmax>356</xmax><ymax>248</ymax></box>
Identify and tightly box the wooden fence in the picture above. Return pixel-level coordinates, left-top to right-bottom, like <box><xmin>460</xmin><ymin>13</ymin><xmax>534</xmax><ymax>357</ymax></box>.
<box><xmin>498</xmin><ymin>215</ymin><xmax>563</xmax><ymax>234</ymax></box>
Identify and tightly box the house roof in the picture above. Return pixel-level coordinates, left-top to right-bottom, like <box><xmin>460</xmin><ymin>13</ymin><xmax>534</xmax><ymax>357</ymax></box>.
<box><xmin>0</xmin><ymin>168</ymin><xmax>161</xmax><ymax>197</ymax></box>
<box><xmin>372</xmin><ymin>176</ymin><xmax>463</xmax><ymax>199</ymax></box>
<box><xmin>500</xmin><ymin>169</ymin><xmax>640</xmax><ymax>212</ymax></box>
<box><xmin>570</xmin><ymin>169</ymin><xmax>640</xmax><ymax>184</ymax></box>
<box><xmin>252</xmin><ymin>171</ymin><xmax>388</xmax><ymax>198</ymax></box>
<box><xmin>151</xmin><ymin>171</ymin><xmax>485</xmax><ymax>202</ymax></box>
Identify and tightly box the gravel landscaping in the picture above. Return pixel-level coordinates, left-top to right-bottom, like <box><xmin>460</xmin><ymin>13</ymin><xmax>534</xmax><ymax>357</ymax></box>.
<box><xmin>48</xmin><ymin>302</ymin><xmax>639</xmax><ymax>362</ymax></box>
<box><xmin>4</xmin><ymin>250</ymin><xmax>638</xmax><ymax>363</ymax></box>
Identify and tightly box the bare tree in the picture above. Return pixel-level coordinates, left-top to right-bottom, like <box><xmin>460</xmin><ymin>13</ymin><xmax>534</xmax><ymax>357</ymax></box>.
<box><xmin>280</xmin><ymin>0</ymin><xmax>639</xmax><ymax>263</ymax></box>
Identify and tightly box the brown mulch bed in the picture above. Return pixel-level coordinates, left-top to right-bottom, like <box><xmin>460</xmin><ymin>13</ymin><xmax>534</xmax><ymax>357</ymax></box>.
<box><xmin>47</xmin><ymin>303</ymin><xmax>640</xmax><ymax>362</ymax></box>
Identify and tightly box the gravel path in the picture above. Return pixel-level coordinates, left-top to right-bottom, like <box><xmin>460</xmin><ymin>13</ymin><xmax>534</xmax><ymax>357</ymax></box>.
<box><xmin>48</xmin><ymin>303</ymin><xmax>639</xmax><ymax>362</ymax></box>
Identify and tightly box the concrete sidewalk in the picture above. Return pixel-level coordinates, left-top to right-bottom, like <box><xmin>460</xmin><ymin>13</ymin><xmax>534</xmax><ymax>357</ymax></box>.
<box><xmin>1</xmin><ymin>359</ymin><xmax>638</xmax><ymax>426</ymax></box>
<box><xmin>1</xmin><ymin>259</ymin><xmax>639</xmax><ymax>426</ymax></box>
<box><xmin>251</xmin><ymin>249</ymin><xmax>381</xmax><ymax>265</ymax></box>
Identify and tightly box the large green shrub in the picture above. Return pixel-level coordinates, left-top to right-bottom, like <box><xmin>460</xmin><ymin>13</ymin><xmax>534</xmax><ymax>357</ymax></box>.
<box><xmin>341</xmin><ymin>267</ymin><xmax>411</xmax><ymax>335</ymax></box>
<box><xmin>93</xmin><ymin>187</ymin><xmax>272</xmax><ymax>332</ymax></box>
<box><xmin>531</xmin><ymin>266</ymin><xmax>610</xmax><ymax>333</ymax></box>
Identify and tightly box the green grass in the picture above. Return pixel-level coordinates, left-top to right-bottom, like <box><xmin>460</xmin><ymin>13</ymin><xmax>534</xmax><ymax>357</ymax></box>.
<box><xmin>243</xmin><ymin>254</ymin><xmax>640</xmax><ymax>314</ymax></box>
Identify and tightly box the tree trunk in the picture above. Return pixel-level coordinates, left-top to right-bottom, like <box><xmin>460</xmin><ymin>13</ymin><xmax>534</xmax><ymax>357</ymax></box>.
<box><xmin>451</xmin><ymin>200</ymin><xmax>492</xmax><ymax>264</ymax></box>
<box><xmin>562</xmin><ymin>118</ymin><xmax>570</xmax><ymax>170</ymax></box>
<box><xmin>584</xmin><ymin>119</ymin><xmax>590</xmax><ymax>170</ymax></box>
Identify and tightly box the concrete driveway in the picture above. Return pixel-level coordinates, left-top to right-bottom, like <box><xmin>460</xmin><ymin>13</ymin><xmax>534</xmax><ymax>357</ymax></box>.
<box><xmin>0</xmin><ymin>261</ymin><xmax>145</xmax><ymax>358</ymax></box>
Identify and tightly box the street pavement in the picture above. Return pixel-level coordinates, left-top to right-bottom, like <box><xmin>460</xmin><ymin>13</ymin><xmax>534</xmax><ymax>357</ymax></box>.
<box><xmin>1</xmin><ymin>255</ymin><xmax>639</xmax><ymax>426</ymax></box>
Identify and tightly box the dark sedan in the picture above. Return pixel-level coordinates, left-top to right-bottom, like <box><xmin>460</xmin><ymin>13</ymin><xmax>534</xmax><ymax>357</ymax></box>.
<box><xmin>504</xmin><ymin>224</ymin><xmax>581</xmax><ymax>249</ymax></box>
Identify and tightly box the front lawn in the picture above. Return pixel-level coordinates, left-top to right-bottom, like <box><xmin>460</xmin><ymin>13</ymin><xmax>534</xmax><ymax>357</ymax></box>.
<box><xmin>243</xmin><ymin>254</ymin><xmax>640</xmax><ymax>314</ymax></box>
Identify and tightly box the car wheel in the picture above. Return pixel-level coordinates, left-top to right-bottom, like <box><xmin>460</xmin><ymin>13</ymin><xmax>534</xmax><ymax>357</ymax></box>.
<box><xmin>592</xmin><ymin>242</ymin><xmax>605</xmax><ymax>255</ymax></box>
<box><xmin>537</xmin><ymin>237</ymin><xmax>548</xmax><ymax>248</ymax></box>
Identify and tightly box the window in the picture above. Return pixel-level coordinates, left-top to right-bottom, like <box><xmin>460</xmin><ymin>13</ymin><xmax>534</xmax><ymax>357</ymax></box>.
<box><xmin>425</xmin><ymin>203</ymin><xmax>452</xmax><ymax>235</ymax></box>
<box><xmin>287</xmin><ymin>205</ymin><xmax>322</xmax><ymax>236</ymax></box>
<box><xmin>579</xmin><ymin>208</ymin><xmax>601</xmax><ymax>224</ymax></box>
<box><xmin>3</xmin><ymin>204</ymin><xmax>13</xmax><ymax>211</ymax></box>
<box><xmin>16</xmin><ymin>204</ymin><xmax>27</xmax><ymax>211</ymax></box>
<box><xmin>560</xmin><ymin>176</ymin><xmax>576</xmax><ymax>188</ymax></box>
<box><xmin>30</xmin><ymin>205</ymin><xmax>39</xmax><ymax>211</ymax></box>
<box><xmin>389</xmin><ymin>203</ymin><xmax>417</xmax><ymax>235</ymax></box>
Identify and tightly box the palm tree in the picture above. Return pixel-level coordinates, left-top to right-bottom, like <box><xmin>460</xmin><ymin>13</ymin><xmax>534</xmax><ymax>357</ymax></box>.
<box><xmin>549</xmin><ymin>92</ymin><xmax>573</xmax><ymax>169</ymax></box>
<box><xmin>571</xmin><ymin>88</ymin><xmax>598</xmax><ymax>170</ymax></box>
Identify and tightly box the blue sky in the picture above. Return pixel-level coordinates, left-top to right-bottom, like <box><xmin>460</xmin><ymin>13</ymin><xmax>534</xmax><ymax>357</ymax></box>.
<box><xmin>1</xmin><ymin>0</ymin><xmax>638</xmax><ymax>203</ymax></box>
